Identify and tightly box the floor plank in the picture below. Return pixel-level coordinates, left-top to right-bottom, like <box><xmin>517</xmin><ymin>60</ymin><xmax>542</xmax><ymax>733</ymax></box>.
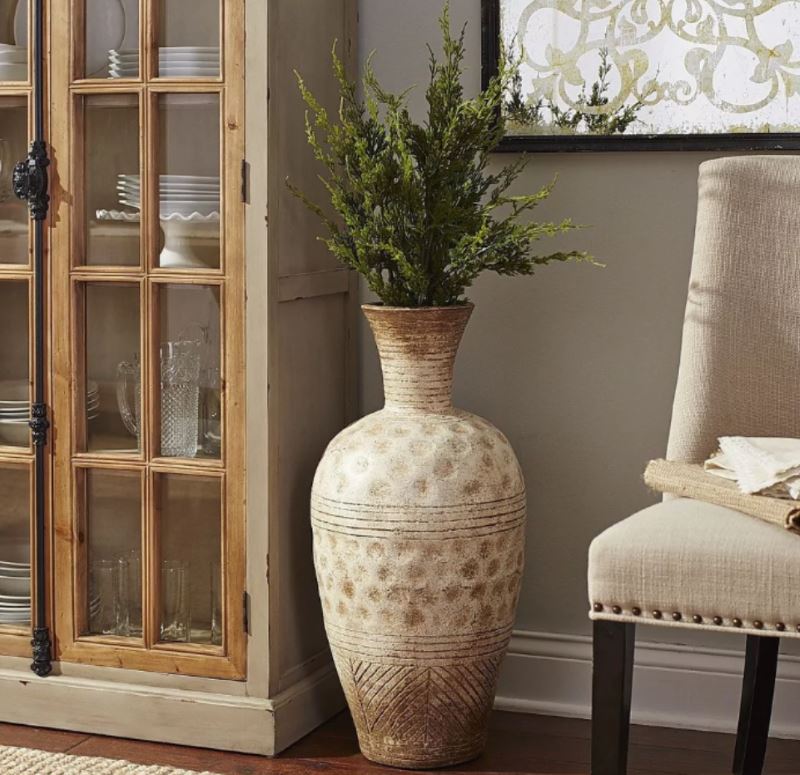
<box><xmin>0</xmin><ymin>722</ymin><xmax>90</xmax><ymax>753</ymax></box>
<box><xmin>2</xmin><ymin>711</ymin><xmax>800</xmax><ymax>774</ymax></box>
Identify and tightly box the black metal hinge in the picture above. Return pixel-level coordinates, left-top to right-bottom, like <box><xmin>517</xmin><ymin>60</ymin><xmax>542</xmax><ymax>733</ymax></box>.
<box><xmin>29</xmin><ymin>402</ymin><xmax>49</xmax><ymax>448</ymax></box>
<box><xmin>14</xmin><ymin>139</ymin><xmax>50</xmax><ymax>222</ymax></box>
<box><xmin>241</xmin><ymin>158</ymin><xmax>249</xmax><ymax>203</ymax></box>
<box><xmin>31</xmin><ymin>627</ymin><xmax>52</xmax><ymax>677</ymax></box>
<box><xmin>243</xmin><ymin>591</ymin><xmax>250</xmax><ymax>635</ymax></box>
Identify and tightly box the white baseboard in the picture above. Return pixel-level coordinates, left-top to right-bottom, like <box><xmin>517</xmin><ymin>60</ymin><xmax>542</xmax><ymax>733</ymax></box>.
<box><xmin>495</xmin><ymin>630</ymin><xmax>800</xmax><ymax>740</ymax></box>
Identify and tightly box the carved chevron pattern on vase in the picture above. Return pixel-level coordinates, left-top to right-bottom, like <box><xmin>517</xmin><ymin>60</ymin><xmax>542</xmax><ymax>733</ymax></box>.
<box><xmin>342</xmin><ymin>655</ymin><xmax>501</xmax><ymax>765</ymax></box>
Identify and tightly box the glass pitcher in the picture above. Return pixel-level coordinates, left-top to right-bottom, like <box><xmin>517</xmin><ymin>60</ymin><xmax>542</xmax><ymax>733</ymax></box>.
<box><xmin>117</xmin><ymin>340</ymin><xmax>202</xmax><ymax>458</ymax></box>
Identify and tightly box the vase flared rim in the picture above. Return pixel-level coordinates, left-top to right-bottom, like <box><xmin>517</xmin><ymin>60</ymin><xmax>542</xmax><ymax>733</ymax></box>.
<box><xmin>361</xmin><ymin>303</ymin><xmax>474</xmax><ymax>313</ymax></box>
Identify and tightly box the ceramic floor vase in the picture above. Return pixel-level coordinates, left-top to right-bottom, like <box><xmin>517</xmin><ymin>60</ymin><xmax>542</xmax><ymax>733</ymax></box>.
<box><xmin>311</xmin><ymin>304</ymin><xmax>526</xmax><ymax>769</ymax></box>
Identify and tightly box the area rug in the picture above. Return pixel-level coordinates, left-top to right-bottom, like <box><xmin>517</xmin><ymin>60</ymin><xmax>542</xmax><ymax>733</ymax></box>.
<box><xmin>0</xmin><ymin>745</ymin><xmax>216</xmax><ymax>774</ymax></box>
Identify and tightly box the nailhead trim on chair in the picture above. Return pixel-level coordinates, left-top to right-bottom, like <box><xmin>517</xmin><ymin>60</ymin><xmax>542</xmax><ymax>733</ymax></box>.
<box><xmin>591</xmin><ymin>603</ymin><xmax>794</xmax><ymax>634</ymax></box>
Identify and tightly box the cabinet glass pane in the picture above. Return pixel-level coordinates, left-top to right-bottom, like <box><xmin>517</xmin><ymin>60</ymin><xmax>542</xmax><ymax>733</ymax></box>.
<box><xmin>158</xmin><ymin>0</ymin><xmax>219</xmax><ymax>78</ymax></box>
<box><xmin>85</xmin><ymin>0</ymin><xmax>137</xmax><ymax>79</ymax></box>
<box><xmin>0</xmin><ymin>98</ymin><xmax>29</xmax><ymax>264</ymax></box>
<box><xmin>84</xmin><ymin>95</ymin><xmax>140</xmax><ymax>266</ymax></box>
<box><xmin>157</xmin><ymin>94</ymin><xmax>220</xmax><ymax>269</ymax></box>
<box><xmin>0</xmin><ymin>465</ymin><xmax>30</xmax><ymax>630</ymax></box>
<box><xmin>82</xmin><ymin>469</ymin><xmax>142</xmax><ymax>638</ymax></box>
<box><xmin>158</xmin><ymin>284</ymin><xmax>220</xmax><ymax>460</ymax></box>
<box><xmin>0</xmin><ymin>0</ymin><xmax>28</xmax><ymax>82</ymax></box>
<box><xmin>84</xmin><ymin>283</ymin><xmax>141</xmax><ymax>454</ymax></box>
<box><xmin>0</xmin><ymin>281</ymin><xmax>28</xmax><ymax>449</ymax></box>
<box><xmin>157</xmin><ymin>473</ymin><xmax>221</xmax><ymax>645</ymax></box>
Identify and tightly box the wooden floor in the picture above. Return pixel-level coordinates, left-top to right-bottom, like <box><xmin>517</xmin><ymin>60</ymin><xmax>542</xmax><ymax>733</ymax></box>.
<box><xmin>1</xmin><ymin>711</ymin><xmax>800</xmax><ymax>774</ymax></box>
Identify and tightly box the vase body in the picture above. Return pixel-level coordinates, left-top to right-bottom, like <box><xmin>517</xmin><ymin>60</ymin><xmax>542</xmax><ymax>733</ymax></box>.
<box><xmin>311</xmin><ymin>304</ymin><xmax>526</xmax><ymax>769</ymax></box>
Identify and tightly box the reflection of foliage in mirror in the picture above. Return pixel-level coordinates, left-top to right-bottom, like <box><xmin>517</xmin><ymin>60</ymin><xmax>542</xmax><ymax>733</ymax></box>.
<box><xmin>505</xmin><ymin>49</ymin><xmax>647</xmax><ymax>135</ymax></box>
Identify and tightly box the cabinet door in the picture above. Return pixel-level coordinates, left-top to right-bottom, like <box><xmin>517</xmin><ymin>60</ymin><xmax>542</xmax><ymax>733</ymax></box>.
<box><xmin>49</xmin><ymin>0</ymin><xmax>245</xmax><ymax>679</ymax></box>
<box><xmin>0</xmin><ymin>0</ymin><xmax>35</xmax><ymax>659</ymax></box>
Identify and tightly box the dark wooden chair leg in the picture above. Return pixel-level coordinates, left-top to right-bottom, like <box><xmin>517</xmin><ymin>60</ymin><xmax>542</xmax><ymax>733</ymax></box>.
<box><xmin>733</xmin><ymin>635</ymin><xmax>779</xmax><ymax>775</ymax></box>
<box><xmin>592</xmin><ymin>620</ymin><xmax>635</xmax><ymax>775</ymax></box>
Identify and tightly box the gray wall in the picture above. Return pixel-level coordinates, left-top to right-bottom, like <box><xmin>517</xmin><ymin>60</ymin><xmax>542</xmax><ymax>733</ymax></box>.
<box><xmin>358</xmin><ymin>0</ymin><xmax>739</xmax><ymax>643</ymax></box>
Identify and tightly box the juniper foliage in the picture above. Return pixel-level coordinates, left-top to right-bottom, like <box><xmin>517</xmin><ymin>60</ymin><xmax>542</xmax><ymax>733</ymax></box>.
<box><xmin>290</xmin><ymin>3</ymin><xmax>592</xmax><ymax>308</ymax></box>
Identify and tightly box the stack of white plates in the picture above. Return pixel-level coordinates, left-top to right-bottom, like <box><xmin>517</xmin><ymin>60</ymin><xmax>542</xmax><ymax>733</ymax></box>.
<box><xmin>108</xmin><ymin>47</ymin><xmax>219</xmax><ymax>78</ymax></box>
<box><xmin>118</xmin><ymin>174</ymin><xmax>220</xmax><ymax>218</ymax></box>
<box><xmin>0</xmin><ymin>380</ymin><xmax>99</xmax><ymax>445</ymax></box>
<box><xmin>0</xmin><ymin>544</ymin><xmax>30</xmax><ymax>626</ymax></box>
<box><xmin>0</xmin><ymin>44</ymin><xmax>27</xmax><ymax>82</ymax></box>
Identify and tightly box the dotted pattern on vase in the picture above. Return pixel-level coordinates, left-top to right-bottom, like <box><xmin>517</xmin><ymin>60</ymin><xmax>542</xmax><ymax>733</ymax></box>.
<box><xmin>311</xmin><ymin>306</ymin><xmax>527</xmax><ymax>769</ymax></box>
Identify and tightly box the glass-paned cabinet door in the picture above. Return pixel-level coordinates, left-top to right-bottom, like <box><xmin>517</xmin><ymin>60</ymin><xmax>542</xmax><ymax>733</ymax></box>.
<box><xmin>0</xmin><ymin>3</ymin><xmax>34</xmax><ymax>662</ymax></box>
<box><xmin>51</xmin><ymin>0</ymin><xmax>245</xmax><ymax>680</ymax></box>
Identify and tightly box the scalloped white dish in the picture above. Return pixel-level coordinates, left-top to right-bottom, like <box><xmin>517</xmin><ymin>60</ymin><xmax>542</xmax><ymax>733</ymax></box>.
<box><xmin>97</xmin><ymin>209</ymin><xmax>220</xmax><ymax>223</ymax></box>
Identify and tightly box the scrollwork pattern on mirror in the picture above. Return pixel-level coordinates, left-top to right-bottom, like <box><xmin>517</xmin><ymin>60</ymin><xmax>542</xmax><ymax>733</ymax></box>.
<box><xmin>501</xmin><ymin>0</ymin><xmax>800</xmax><ymax>135</ymax></box>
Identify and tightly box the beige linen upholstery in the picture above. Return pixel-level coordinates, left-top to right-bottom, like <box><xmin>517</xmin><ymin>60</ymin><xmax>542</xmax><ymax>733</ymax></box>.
<box><xmin>589</xmin><ymin>156</ymin><xmax>800</xmax><ymax>637</ymax></box>
<box><xmin>666</xmin><ymin>157</ymin><xmax>800</xmax><ymax>461</ymax></box>
<box><xmin>590</xmin><ymin>498</ymin><xmax>800</xmax><ymax>635</ymax></box>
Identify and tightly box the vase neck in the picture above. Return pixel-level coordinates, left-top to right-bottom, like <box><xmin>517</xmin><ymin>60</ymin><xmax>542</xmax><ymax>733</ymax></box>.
<box><xmin>363</xmin><ymin>305</ymin><xmax>473</xmax><ymax>413</ymax></box>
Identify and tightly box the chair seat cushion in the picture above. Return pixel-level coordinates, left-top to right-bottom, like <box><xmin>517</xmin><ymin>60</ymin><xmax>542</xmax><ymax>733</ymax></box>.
<box><xmin>588</xmin><ymin>498</ymin><xmax>800</xmax><ymax>637</ymax></box>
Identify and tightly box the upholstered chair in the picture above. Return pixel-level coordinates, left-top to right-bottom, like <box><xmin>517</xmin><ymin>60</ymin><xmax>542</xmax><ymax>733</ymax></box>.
<box><xmin>587</xmin><ymin>156</ymin><xmax>800</xmax><ymax>775</ymax></box>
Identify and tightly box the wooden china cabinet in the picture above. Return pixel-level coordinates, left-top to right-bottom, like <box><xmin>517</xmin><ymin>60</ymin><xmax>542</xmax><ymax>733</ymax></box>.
<box><xmin>0</xmin><ymin>0</ymin><xmax>357</xmax><ymax>755</ymax></box>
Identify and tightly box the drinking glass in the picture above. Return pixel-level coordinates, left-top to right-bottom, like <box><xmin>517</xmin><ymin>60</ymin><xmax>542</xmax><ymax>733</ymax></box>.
<box><xmin>118</xmin><ymin>340</ymin><xmax>202</xmax><ymax>458</ymax></box>
<box><xmin>160</xmin><ymin>559</ymin><xmax>190</xmax><ymax>643</ymax></box>
<box><xmin>115</xmin><ymin>556</ymin><xmax>131</xmax><ymax>637</ymax></box>
<box><xmin>124</xmin><ymin>548</ymin><xmax>142</xmax><ymax>637</ymax></box>
<box><xmin>200</xmin><ymin>366</ymin><xmax>221</xmax><ymax>457</ymax></box>
<box><xmin>211</xmin><ymin>561</ymin><xmax>222</xmax><ymax>646</ymax></box>
<box><xmin>160</xmin><ymin>341</ymin><xmax>201</xmax><ymax>458</ymax></box>
<box><xmin>90</xmin><ymin>559</ymin><xmax>121</xmax><ymax>635</ymax></box>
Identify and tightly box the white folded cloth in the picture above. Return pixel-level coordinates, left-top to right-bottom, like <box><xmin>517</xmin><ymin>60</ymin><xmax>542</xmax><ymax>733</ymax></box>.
<box><xmin>705</xmin><ymin>437</ymin><xmax>800</xmax><ymax>500</ymax></box>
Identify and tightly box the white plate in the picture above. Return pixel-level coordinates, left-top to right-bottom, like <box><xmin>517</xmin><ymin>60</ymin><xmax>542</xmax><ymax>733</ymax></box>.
<box><xmin>118</xmin><ymin>192</ymin><xmax>221</xmax><ymax>201</ymax></box>
<box><xmin>110</xmin><ymin>66</ymin><xmax>218</xmax><ymax>77</ymax></box>
<box><xmin>111</xmin><ymin>47</ymin><xmax>219</xmax><ymax>56</ymax></box>
<box><xmin>118</xmin><ymin>185</ymin><xmax>220</xmax><ymax>197</ymax></box>
<box><xmin>110</xmin><ymin>52</ymin><xmax>219</xmax><ymax>62</ymax></box>
<box><xmin>0</xmin><ymin>593</ymin><xmax>30</xmax><ymax>604</ymax></box>
<box><xmin>0</xmin><ymin>52</ymin><xmax>27</xmax><ymax>64</ymax></box>
<box><xmin>0</xmin><ymin>560</ymin><xmax>29</xmax><ymax>570</ymax></box>
<box><xmin>118</xmin><ymin>196</ymin><xmax>221</xmax><ymax>206</ymax></box>
<box><xmin>0</xmin><ymin>381</ymin><xmax>96</xmax><ymax>405</ymax></box>
<box><xmin>0</xmin><ymin>568</ymin><xmax>31</xmax><ymax>585</ymax></box>
<box><xmin>0</xmin><ymin>564</ymin><xmax>29</xmax><ymax>574</ymax></box>
<box><xmin>118</xmin><ymin>179</ymin><xmax>220</xmax><ymax>189</ymax></box>
<box><xmin>0</xmin><ymin>411</ymin><xmax>98</xmax><ymax>425</ymax></box>
<box><xmin>120</xmin><ymin>174</ymin><xmax>220</xmax><ymax>184</ymax></box>
<box><xmin>158</xmin><ymin>67</ymin><xmax>219</xmax><ymax>75</ymax></box>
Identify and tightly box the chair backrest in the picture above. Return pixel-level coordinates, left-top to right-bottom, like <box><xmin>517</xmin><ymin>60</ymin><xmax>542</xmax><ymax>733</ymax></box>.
<box><xmin>667</xmin><ymin>156</ymin><xmax>800</xmax><ymax>463</ymax></box>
